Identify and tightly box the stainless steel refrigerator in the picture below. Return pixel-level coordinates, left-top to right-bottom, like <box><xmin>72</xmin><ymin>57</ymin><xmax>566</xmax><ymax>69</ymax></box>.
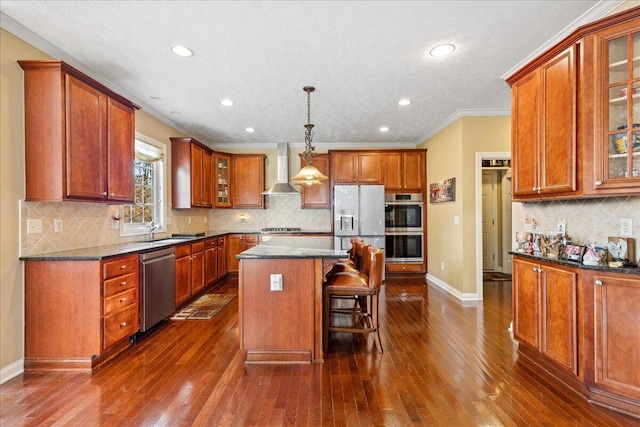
<box><xmin>334</xmin><ymin>185</ymin><xmax>385</xmax><ymax>257</ymax></box>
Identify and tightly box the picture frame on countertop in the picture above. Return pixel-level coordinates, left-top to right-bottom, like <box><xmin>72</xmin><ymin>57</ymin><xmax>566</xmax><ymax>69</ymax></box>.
<box><xmin>561</xmin><ymin>244</ymin><xmax>584</xmax><ymax>261</ymax></box>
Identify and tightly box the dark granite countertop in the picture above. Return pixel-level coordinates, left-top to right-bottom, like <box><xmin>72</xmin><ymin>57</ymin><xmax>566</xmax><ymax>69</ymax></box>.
<box><xmin>510</xmin><ymin>251</ymin><xmax>640</xmax><ymax>276</ymax></box>
<box><xmin>237</xmin><ymin>237</ymin><xmax>346</xmax><ymax>259</ymax></box>
<box><xmin>20</xmin><ymin>229</ymin><xmax>331</xmax><ymax>261</ymax></box>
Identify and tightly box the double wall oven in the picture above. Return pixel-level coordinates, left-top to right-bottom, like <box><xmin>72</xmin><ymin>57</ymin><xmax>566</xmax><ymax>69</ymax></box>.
<box><xmin>384</xmin><ymin>193</ymin><xmax>424</xmax><ymax>263</ymax></box>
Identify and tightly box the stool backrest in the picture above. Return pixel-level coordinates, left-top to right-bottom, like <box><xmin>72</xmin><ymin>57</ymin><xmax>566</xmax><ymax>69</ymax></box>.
<box><xmin>348</xmin><ymin>238</ymin><xmax>363</xmax><ymax>261</ymax></box>
<box><xmin>355</xmin><ymin>243</ymin><xmax>370</xmax><ymax>272</ymax></box>
<box><xmin>367</xmin><ymin>247</ymin><xmax>384</xmax><ymax>290</ymax></box>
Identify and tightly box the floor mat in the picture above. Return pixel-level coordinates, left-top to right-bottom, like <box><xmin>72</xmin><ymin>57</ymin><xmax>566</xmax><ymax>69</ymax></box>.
<box><xmin>483</xmin><ymin>271</ymin><xmax>512</xmax><ymax>282</ymax></box>
<box><xmin>170</xmin><ymin>294</ymin><xmax>235</xmax><ymax>320</ymax></box>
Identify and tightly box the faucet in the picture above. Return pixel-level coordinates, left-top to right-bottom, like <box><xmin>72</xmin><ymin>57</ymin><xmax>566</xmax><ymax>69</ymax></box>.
<box><xmin>148</xmin><ymin>219</ymin><xmax>160</xmax><ymax>241</ymax></box>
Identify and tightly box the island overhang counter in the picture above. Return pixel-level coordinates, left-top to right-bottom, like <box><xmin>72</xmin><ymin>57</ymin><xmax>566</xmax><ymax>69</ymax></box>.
<box><xmin>236</xmin><ymin>238</ymin><xmax>346</xmax><ymax>363</ymax></box>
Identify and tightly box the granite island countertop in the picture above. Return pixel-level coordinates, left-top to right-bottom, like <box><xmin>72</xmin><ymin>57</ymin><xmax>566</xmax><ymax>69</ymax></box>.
<box><xmin>510</xmin><ymin>251</ymin><xmax>640</xmax><ymax>276</ymax></box>
<box><xmin>237</xmin><ymin>236</ymin><xmax>346</xmax><ymax>259</ymax></box>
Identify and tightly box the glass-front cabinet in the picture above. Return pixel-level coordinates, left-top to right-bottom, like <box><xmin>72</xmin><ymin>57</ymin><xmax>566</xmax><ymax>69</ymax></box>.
<box><xmin>214</xmin><ymin>153</ymin><xmax>232</xmax><ymax>208</ymax></box>
<box><xmin>599</xmin><ymin>26</ymin><xmax>640</xmax><ymax>190</ymax></box>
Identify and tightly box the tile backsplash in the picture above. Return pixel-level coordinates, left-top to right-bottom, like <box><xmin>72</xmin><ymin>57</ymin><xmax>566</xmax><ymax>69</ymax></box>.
<box><xmin>516</xmin><ymin>196</ymin><xmax>640</xmax><ymax>263</ymax></box>
<box><xmin>21</xmin><ymin>195</ymin><xmax>331</xmax><ymax>256</ymax></box>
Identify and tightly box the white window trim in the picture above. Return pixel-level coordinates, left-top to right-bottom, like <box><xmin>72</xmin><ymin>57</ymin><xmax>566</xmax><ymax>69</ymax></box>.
<box><xmin>119</xmin><ymin>132</ymin><xmax>167</xmax><ymax>238</ymax></box>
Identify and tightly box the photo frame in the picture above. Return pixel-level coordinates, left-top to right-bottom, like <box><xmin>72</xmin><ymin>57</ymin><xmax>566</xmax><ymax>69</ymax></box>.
<box><xmin>429</xmin><ymin>177</ymin><xmax>456</xmax><ymax>203</ymax></box>
<box><xmin>561</xmin><ymin>244</ymin><xmax>584</xmax><ymax>261</ymax></box>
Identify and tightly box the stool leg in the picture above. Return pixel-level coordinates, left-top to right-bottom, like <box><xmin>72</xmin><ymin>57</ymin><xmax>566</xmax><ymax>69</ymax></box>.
<box><xmin>323</xmin><ymin>290</ymin><xmax>332</xmax><ymax>353</ymax></box>
<box><xmin>371</xmin><ymin>294</ymin><xmax>383</xmax><ymax>354</ymax></box>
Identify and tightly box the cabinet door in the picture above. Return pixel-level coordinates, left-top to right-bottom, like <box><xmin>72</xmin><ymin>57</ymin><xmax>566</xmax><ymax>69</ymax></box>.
<box><xmin>594</xmin><ymin>24</ymin><xmax>640</xmax><ymax>193</ymax></box>
<box><xmin>217</xmin><ymin>238</ymin><xmax>227</xmax><ymax>280</ymax></box>
<box><xmin>65</xmin><ymin>75</ymin><xmax>108</xmax><ymax>200</ymax></box>
<box><xmin>175</xmin><ymin>250</ymin><xmax>191</xmax><ymax>306</ymax></box>
<box><xmin>205</xmin><ymin>239</ymin><xmax>217</xmax><ymax>286</ymax></box>
<box><xmin>191</xmin><ymin>250</ymin><xmax>205</xmax><ymax>295</ymax></box>
<box><xmin>540</xmin><ymin>264</ymin><xmax>578</xmax><ymax>374</ymax></box>
<box><xmin>358</xmin><ymin>152</ymin><xmax>383</xmax><ymax>184</ymax></box>
<box><xmin>383</xmin><ymin>153</ymin><xmax>403</xmax><ymax>190</ymax></box>
<box><xmin>300</xmin><ymin>154</ymin><xmax>330</xmax><ymax>208</ymax></box>
<box><xmin>539</xmin><ymin>46</ymin><xmax>576</xmax><ymax>195</ymax></box>
<box><xmin>106</xmin><ymin>98</ymin><xmax>135</xmax><ymax>202</ymax></box>
<box><xmin>513</xmin><ymin>258</ymin><xmax>540</xmax><ymax>350</ymax></box>
<box><xmin>332</xmin><ymin>152</ymin><xmax>358</xmax><ymax>183</ymax></box>
<box><xmin>214</xmin><ymin>153</ymin><xmax>232</xmax><ymax>208</ymax></box>
<box><xmin>593</xmin><ymin>273</ymin><xmax>640</xmax><ymax>400</ymax></box>
<box><xmin>202</xmin><ymin>150</ymin><xmax>213</xmax><ymax>208</ymax></box>
<box><xmin>227</xmin><ymin>235</ymin><xmax>243</xmax><ymax>273</ymax></box>
<box><xmin>511</xmin><ymin>71</ymin><xmax>540</xmax><ymax>198</ymax></box>
<box><xmin>402</xmin><ymin>152</ymin><xmax>425</xmax><ymax>191</ymax></box>
<box><xmin>191</xmin><ymin>144</ymin><xmax>204</xmax><ymax>207</ymax></box>
<box><xmin>232</xmin><ymin>155</ymin><xmax>265</xmax><ymax>208</ymax></box>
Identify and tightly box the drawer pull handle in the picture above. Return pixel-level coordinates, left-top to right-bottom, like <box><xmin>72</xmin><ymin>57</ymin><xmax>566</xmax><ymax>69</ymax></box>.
<box><xmin>595</xmin><ymin>180</ymin><xmax>603</xmax><ymax>186</ymax></box>
<box><xmin>120</xmin><ymin>297</ymin><xmax>127</xmax><ymax>303</ymax></box>
<box><xmin>120</xmin><ymin>322</ymin><xmax>127</xmax><ymax>327</ymax></box>
<box><xmin>102</xmin><ymin>191</ymin><xmax>107</xmax><ymax>196</ymax></box>
<box><xmin>595</xmin><ymin>280</ymin><xmax>603</xmax><ymax>286</ymax></box>
<box><xmin>120</xmin><ymin>281</ymin><xmax>127</xmax><ymax>286</ymax></box>
<box><xmin>120</xmin><ymin>265</ymin><xmax>127</xmax><ymax>269</ymax></box>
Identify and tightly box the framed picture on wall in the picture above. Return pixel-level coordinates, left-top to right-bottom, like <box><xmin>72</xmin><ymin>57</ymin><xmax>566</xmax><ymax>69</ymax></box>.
<box><xmin>429</xmin><ymin>177</ymin><xmax>456</xmax><ymax>203</ymax></box>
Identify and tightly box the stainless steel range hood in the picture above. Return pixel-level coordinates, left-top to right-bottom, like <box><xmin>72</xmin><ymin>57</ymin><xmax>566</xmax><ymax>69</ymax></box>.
<box><xmin>262</xmin><ymin>142</ymin><xmax>300</xmax><ymax>195</ymax></box>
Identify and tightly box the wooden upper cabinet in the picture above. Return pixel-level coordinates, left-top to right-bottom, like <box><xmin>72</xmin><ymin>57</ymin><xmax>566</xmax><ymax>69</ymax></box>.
<box><xmin>331</xmin><ymin>151</ymin><xmax>383</xmax><ymax>184</ymax></box>
<box><xmin>384</xmin><ymin>151</ymin><xmax>425</xmax><ymax>192</ymax></box>
<box><xmin>300</xmin><ymin>154</ymin><xmax>330</xmax><ymax>208</ymax></box>
<box><xmin>588</xmin><ymin>19</ymin><xmax>640</xmax><ymax>194</ymax></box>
<box><xmin>232</xmin><ymin>154</ymin><xmax>265</xmax><ymax>208</ymax></box>
<box><xmin>19</xmin><ymin>60</ymin><xmax>138</xmax><ymax>202</ymax></box>
<box><xmin>170</xmin><ymin>137</ymin><xmax>213</xmax><ymax>209</ymax></box>
<box><xmin>510</xmin><ymin>46</ymin><xmax>577</xmax><ymax>200</ymax></box>
<box><xmin>214</xmin><ymin>152</ymin><xmax>232</xmax><ymax>208</ymax></box>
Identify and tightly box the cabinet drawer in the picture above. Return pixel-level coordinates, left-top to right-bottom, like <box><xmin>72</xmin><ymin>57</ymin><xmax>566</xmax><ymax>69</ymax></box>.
<box><xmin>175</xmin><ymin>244</ymin><xmax>191</xmax><ymax>258</ymax></box>
<box><xmin>386</xmin><ymin>263</ymin><xmax>424</xmax><ymax>273</ymax></box>
<box><xmin>206</xmin><ymin>238</ymin><xmax>218</xmax><ymax>248</ymax></box>
<box><xmin>103</xmin><ymin>287</ymin><xmax>137</xmax><ymax>316</ymax></box>
<box><xmin>104</xmin><ymin>272</ymin><xmax>137</xmax><ymax>297</ymax></box>
<box><xmin>103</xmin><ymin>304</ymin><xmax>138</xmax><ymax>348</ymax></box>
<box><xmin>192</xmin><ymin>240</ymin><xmax>205</xmax><ymax>253</ymax></box>
<box><xmin>217</xmin><ymin>237</ymin><xmax>225</xmax><ymax>245</ymax></box>
<box><xmin>244</xmin><ymin>235</ymin><xmax>259</xmax><ymax>244</ymax></box>
<box><xmin>103</xmin><ymin>254</ymin><xmax>137</xmax><ymax>279</ymax></box>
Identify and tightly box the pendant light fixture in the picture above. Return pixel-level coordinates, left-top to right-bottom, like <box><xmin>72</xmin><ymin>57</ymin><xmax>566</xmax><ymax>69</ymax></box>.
<box><xmin>291</xmin><ymin>86</ymin><xmax>329</xmax><ymax>186</ymax></box>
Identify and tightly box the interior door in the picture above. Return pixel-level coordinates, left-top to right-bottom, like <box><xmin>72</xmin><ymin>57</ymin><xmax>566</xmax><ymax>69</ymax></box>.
<box><xmin>482</xmin><ymin>171</ymin><xmax>498</xmax><ymax>271</ymax></box>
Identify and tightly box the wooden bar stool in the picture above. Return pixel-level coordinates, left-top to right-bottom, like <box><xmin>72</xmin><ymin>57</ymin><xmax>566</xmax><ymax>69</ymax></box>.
<box><xmin>323</xmin><ymin>246</ymin><xmax>384</xmax><ymax>353</ymax></box>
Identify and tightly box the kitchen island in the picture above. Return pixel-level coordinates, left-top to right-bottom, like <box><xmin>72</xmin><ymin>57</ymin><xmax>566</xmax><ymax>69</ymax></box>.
<box><xmin>237</xmin><ymin>237</ymin><xmax>345</xmax><ymax>363</ymax></box>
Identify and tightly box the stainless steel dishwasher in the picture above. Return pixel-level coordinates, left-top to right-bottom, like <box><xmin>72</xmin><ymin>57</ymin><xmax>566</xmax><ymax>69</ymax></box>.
<box><xmin>139</xmin><ymin>247</ymin><xmax>176</xmax><ymax>332</ymax></box>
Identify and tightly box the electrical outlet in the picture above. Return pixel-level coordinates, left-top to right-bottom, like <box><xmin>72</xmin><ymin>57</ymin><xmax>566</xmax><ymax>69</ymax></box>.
<box><xmin>453</xmin><ymin>216</ymin><xmax>459</xmax><ymax>225</ymax></box>
<box><xmin>203</xmin><ymin>216</ymin><xmax>207</xmax><ymax>223</ymax></box>
<box><xmin>620</xmin><ymin>218</ymin><xmax>633</xmax><ymax>236</ymax></box>
<box><xmin>440</xmin><ymin>262</ymin><xmax>445</xmax><ymax>271</ymax></box>
<box><xmin>54</xmin><ymin>218</ymin><xmax>63</xmax><ymax>233</ymax></box>
<box><xmin>270</xmin><ymin>274</ymin><xmax>283</xmax><ymax>291</ymax></box>
<box><xmin>27</xmin><ymin>219</ymin><xmax>42</xmax><ymax>234</ymax></box>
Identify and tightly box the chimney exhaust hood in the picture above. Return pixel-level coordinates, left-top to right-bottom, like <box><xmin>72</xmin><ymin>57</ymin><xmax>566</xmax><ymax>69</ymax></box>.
<box><xmin>262</xmin><ymin>142</ymin><xmax>300</xmax><ymax>195</ymax></box>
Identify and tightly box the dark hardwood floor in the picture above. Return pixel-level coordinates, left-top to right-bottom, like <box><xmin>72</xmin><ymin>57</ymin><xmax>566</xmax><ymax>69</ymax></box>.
<box><xmin>2</xmin><ymin>276</ymin><xmax>639</xmax><ymax>426</ymax></box>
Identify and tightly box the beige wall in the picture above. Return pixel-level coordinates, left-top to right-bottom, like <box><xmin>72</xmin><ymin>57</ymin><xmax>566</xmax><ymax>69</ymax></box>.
<box><xmin>418</xmin><ymin>116</ymin><xmax>511</xmax><ymax>296</ymax></box>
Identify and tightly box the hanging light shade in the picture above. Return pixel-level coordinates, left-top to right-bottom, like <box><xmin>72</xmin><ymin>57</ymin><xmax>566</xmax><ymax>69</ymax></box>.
<box><xmin>291</xmin><ymin>86</ymin><xmax>329</xmax><ymax>186</ymax></box>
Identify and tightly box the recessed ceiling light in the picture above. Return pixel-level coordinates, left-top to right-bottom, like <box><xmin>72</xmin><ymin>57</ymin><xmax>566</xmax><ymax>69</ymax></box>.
<box><xmin>245</xmin><ymin>127</ymin><xmax>255</xmax><ymax>133</ymax></box>
<box><xmin>170</xmin><ymin>45</ymin><xmax>194</xmax><ymax>57</ymax></box>
<box><xmin>221</xmin><ymin>99</ymin><xmax>234</xmax><ymax>106</ymax></box>
<box><xmin>430</xmin><ymin>43</ymin><xmax>455</xmax><ymax>57</ymax></box>
<box><xmin>380</xmin><ymin>126</ymin><xmax>390</xmax><ymax>132</ymax></box>
<box><xmin>398</xmin><ymin>99</ymin><xmax>411</xmax><ymax>106</ymax></box>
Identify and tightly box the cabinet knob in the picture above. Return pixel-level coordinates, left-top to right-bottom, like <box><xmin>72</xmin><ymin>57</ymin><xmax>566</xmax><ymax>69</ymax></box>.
<box><xmin>120</xmin><ymin>297</ymin><xmax>127</xmax><ymax>303</ymax></box>
<box><xmin>120</xmin><ymin>281</ymin><xmax>127</xmax><ymax>286</ymax></box>
<box><xmin>102</xmin><ymin>192</ymin><xmax>108</xmax><ymax>196</ymax></box>
<box><xmin>595</xmin><ymin>280</ymin><xmax>603</xmax><ymax>286</ymax></box>
<box><xmin>595</xmin><ymin>181</ymin><xmax>603</xmax><ymax>186</ymax></box>
<box><xmin>110</xmin><ymin>192</ymin><xmax>115</xmax><ymax>197</ymax></box>
<box><xmin>120</xmin><ymin>322</ymin><xmax>127</xmax><ymax>327</ymax></box>
<box><xmin>120</xmin><ymin>265</ymin><xmax>127</xmax><ymax>269</ymax></box>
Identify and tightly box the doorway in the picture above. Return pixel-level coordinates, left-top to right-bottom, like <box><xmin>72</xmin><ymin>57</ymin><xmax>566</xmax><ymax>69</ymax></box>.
<box><xmin>474</xmin><ymin>152</ymin><xmax>511</xmax><ymax>301</ymax></box>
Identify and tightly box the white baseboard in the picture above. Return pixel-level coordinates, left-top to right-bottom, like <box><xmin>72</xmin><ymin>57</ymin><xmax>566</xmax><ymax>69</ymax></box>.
<box><xmin>0</xmin><ymin>359</ymin><xmax>24</xmax><ymax>385</ymax></box>
<box><xmin>426</xmin><ymin>274</ymin><xmax>482</xmax><ymax>301</ymax></box>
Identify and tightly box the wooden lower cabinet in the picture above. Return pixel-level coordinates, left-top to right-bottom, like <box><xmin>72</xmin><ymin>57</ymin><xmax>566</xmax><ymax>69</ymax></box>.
<box><xmin>513</xmin><ymin>255</ymin><xmax>640</xmax><ymax>417</ymax></box>
<box><xmin>24</xmin><ymin>253</ymin><xmax>139</xmax><ymax>371</ymax></box>
<box><xmin>217</xmin><ymin>237</ymin><xmax>227</xmax><ymax>281</ymax></box>
<box><xmin>205</xmin><ymin>238</ymin><xmax>218</xmax><ymax>286</ymax></box>
<box><xmin>589</xmin><ymin>271</ymin><xmax>640</xmax><ymax>412</ymax></box>
<box><xmin>175</xmin><ymin>244</ymin><xmax>192</xmax><ymax>306</ymax></box>
<box><xmin>190</xmin><ymin>241</ymin><xmax>205</xmax><ymax>295</ymax></box>
<box><xmin>227</xmin><ymin>234</ymin><xmax>259</xmax><ymax>273</ymax></box>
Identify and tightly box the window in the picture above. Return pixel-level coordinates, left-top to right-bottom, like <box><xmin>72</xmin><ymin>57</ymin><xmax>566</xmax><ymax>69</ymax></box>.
<box><xmin>120</xmin><ymin>133</ymin><xmax>166</xmax><ymax>237</ymax></box>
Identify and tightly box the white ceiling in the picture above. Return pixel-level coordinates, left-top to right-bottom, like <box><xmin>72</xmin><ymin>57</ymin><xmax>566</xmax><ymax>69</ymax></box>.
<box><xmin>0</xmin><ymin>1</ymin><xmax>623</xmax><ymax>149</ymax></box>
